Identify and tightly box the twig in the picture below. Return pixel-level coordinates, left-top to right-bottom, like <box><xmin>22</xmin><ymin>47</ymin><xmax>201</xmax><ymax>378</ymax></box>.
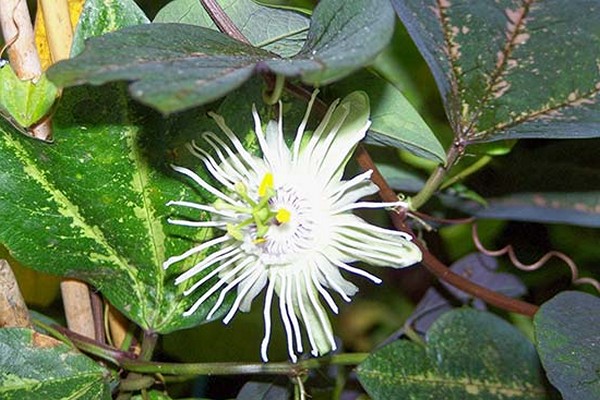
<box><xmin>0</xmin><ymin>259</ymin><xmax>32</xmax><ymax>328</ymax></box>
<box><xmin>61</xmin><ymin>279</ymin><xmax>97</xmax><ymax>339</ymax></box>
<box><xmin>38</xmin><ymin>0</ymin><xmax>73</xmax><ymax>62</ymax></box>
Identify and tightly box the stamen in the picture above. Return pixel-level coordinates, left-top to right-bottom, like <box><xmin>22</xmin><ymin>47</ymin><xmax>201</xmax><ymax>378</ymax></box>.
<box><xmin>276</xmin><ymin>208</ymin><xmax>291</xmax><ymax>224</ymax></box>
<box><xmin>258</xmin><ymin>172</ymin><xmax>274</xmax><ymax>197</ymax></box>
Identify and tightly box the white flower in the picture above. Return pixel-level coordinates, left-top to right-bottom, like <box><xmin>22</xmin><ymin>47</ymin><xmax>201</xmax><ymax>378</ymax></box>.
<box><xmin>164</xmin><ymin>91</ymin><xmax>422</xmax><ymax>362</ymax></box>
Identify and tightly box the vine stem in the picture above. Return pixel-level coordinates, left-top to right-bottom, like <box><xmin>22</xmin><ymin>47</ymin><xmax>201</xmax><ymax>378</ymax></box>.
<box><xmin>410</xmin><ymin>140</ymin><xmax>463</xmax><ymax>209</ymax></box>
<box><xmin>199</xmin><ymin>0</ymin><xmax>540</xmax><ymax>318</ymax></box>
<box><xmin>355</xmin><ymin>147</ymin><xmax>539</xmax><ymax>317</ymax></box>
<box><xmin>120</xmin><ymin>353</ymin><xmax>369</xmax><ymax>376</ymax></box>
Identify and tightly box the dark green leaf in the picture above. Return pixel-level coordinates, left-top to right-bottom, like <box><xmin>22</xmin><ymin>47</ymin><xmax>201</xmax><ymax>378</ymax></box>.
<box><xmin>0</xmin><ymin>84</ymin><xmax>230</xmax><ymax>334</ymax></box>
<box><xmin>236</xmin><ymin>382</ymin><xmax>290</xmax><ymax>400</ymax></box>
<box><xmin>48</xmin><ymin>0</ymin><xmax>395</xmax><ymax>113</ymax></box>
<box><xmin>453</xmin><ymin>141</ymin><xmax>600</xmax><ymax>227</ymax></box>
<box><xmin>154</xmin><ymin>0</ymin><xmax>310</xmax><ymax>57</ymax></box>
<box><xmin>71</xmin><ymin>0</ymin><xmax>149</xmax><ymax>56</ymax></box>
<box><xmin>52</xmin><ymin>23</ymin><xmax>270</xmax><ymax>114</ymax></box>
<box><xmin>270</xmin><ymin>0</ymin><xmax>395</xmax><ymax>85</ymax></box>
<box><xmin>358</xmin><ymin>308</ymin><xmax>549</xmax><ymax>399</ymax></box>
<box><xmin>0</xmin><ymin>328</ymin><xmax>110</xmax><ymax>399</ymax></box>
<box><xmin>534</xmin><ymin>291</ymin><xmax>600</xmax><ymax>400</ymax></box>
<box><xmin>393</xmin><ymin>0</ymin><xmax>600</xmax><ymax>141</ymax></box>
<box><xmin>325</xmin><ymin>69</ymin><xmax>446</xmax><ymax>162</ymax></box>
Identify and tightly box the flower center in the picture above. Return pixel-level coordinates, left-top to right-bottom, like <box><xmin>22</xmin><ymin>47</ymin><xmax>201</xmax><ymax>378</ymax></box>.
<box><xmin>216</xmin><ymin>172</ymin><xmax>317</xmax><ymax>265</ymax></box>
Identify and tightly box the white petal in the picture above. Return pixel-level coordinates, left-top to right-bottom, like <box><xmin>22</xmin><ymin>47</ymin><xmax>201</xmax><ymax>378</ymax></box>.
<box><xmin>223</xmin><ymin>269</ymin><xmax>266</xmax><ymax>323</ymax></box>
<box><xmin>171</xmin><ymin>165</ymin><xmax>241</xmax><ymax>207</ymax></box>
<box><xmin>163</xmin><ymin>235</ymin><xmax>229</xmax><ymax>270</ymax></box>
<box><xmin>302</xmin><ymin>268</ymin><xmax>337</xmax><ymax>354</ymax></box>
<box><xmin>292</xmin><ymin>89</ymin><xmax>319</xmax><ymax>162</ymax></box>
<box><xmin>260</xmin><ymin>278</ymin><xmax>276</xmax><ymax>362</ymax></box>
<box><xmin>181</xmin><ymin>253</ymin><xmax>248</xmax><ymax>295</ymax></box>
<box><xmin>183</xmin><ymin>257</ymin><xmax>251</xmax><ymax>316</ymax></box>
<box><xmin>209</xmin><ymin>112</ymin><xmax>263</xmax><ymax>175</ymax></box>
<box><xmin>238</xmin><ymin>269</ymin><xmax>268</xmax><ymax>312</ymax></box>
<box><xmin>166</xmin><ymin>200</ymin><xmax>237</xmax><ymax>219</ymax></box>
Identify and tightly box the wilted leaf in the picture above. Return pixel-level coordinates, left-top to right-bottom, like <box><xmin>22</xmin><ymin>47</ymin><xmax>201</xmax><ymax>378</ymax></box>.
<box><xmin>534</xmin><ymin>291</ymin><xmax>600</xmax><ymax>400</ymax></box>
<box><xmin>0</xmin><ymin>328</ymin><xmax>110</xmax><ymax>399</ymax></box>
<box><xmin>358</xmin><ymin>309</ymin><xmax>549</xmax><ymax>399</ymax></box>
<box><xmin>392</xmin><ymin>0</ymin><xmax>600</xmax><ymax>141</ymax></box>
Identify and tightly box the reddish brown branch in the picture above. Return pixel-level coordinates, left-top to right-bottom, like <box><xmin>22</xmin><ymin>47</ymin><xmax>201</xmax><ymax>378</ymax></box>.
<box><xmin>355</xmin><ymin>147</ymin><xmax>539</xmax><ymax>317</ymax></box>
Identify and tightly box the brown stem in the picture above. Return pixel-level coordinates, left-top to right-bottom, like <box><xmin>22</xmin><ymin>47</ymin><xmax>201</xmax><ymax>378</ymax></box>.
<box><xmin>354</xmin><ymin>144</ymin><xmax>538</xmax><ymax>317</ymax></box>
<box><xmin>199</xmin><ymin>0</ymin><xmax>250</xmax><ymax>44</ymax></box>
<box><xmin>61</xmin><ymin>279</ymin><xmax>97</xmax><ymax>339</ymax></box>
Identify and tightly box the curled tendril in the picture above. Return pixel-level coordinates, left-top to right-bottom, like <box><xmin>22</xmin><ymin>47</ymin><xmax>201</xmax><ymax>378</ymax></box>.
<box><xmin>472</xmin><ymin>224</ymin><xmax>600</xmax><ymax>293</ymax></box>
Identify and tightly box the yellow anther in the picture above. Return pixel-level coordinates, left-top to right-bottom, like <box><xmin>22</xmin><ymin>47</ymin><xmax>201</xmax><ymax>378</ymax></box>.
<box><xmin>253</xmin><ymin>237</ymin><xmax>267</xmax><ymax>244</ymax></box>
<box><xmin>276</xmin><ymin>208</ymin><xmax>291</xmax><ymax>224</ymax></box>
<box><xmin>258</xmin><ymin>172</ymin><xmax>274</xmax><ymax>197</ymax></box>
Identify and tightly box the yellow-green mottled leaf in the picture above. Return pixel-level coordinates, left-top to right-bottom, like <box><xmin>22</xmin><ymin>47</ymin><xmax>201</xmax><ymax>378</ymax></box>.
<box><xmin>0</xmin><ymin>328</ymin><xmax>110</xmax><ymax>399</ymax></box>
<box><xmin>357</xmin><ymin>309</ymin><xmax>550</xmax><ymax>399</ymax></box>
<box><xmin>393</xmin><ymin>0</ymin><xmax>600</xmax><ymax>141</ymax></box>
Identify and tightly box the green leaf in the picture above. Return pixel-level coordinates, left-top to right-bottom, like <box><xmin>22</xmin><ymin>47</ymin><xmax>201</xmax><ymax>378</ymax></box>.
<box><xmin>0</xmin><ymin>83</ymin><xmax>230</xmax><ymax>334</ymax></box>
<box><xmin>452</xmin><ymin>141</ymin><xmax>600</xmax><ymax>227</ymax></box>
<box><xmin>48</xmin><ymin>0</ymin><xmax>395</xmax><ymax>114</ymax></box>
<box><xmin>0</xmin><ymin>62</ymin><xmax>58</xmax><ymax>129</ymax></box>
<box><xmin>71</xmin><ymin>0</ymin><xmax>149</xmax><ymax>56</ymax></box>
<box><xmin>326</xmin><ymin>69</ymin><xmax>446</xmax><ymax>162</ymax></box>
<box><xmin>392</xmin><ymin>0</ymin><xmax>600</xmax><ymax>141</ymax></box>
<box><xmin>272</xmin><ymin>0</ymin><xmax>395</xmax><ymax>85</ymax></box>
<box><xmin>154</xmin><ymin>0</ymin><xmax>310</xmax><ymax>57</ymax></box>
<box><xmin>0</xmin><ymin>328</ymin><xmax>110</xmax><ymax>399</ymax></box>
<box><xmin>357</xmin><ymin>308</ymin><xmax>549</xmax><ymax>399</ymax></box>
<box><xmin>534</xmin><ymin>291</ymin><xmax>600</xmax><ymax>400</ymax></box>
